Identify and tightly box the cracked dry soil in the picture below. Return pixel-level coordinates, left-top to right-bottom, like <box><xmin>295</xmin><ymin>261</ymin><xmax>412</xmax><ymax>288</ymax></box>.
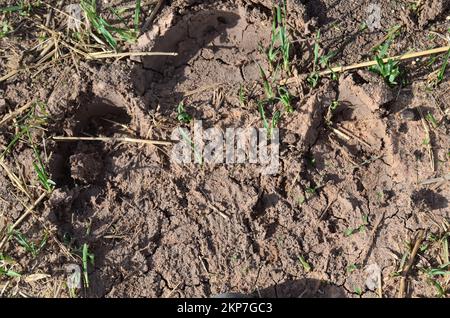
<box><xmin>0</xmin><ymin>0</ymin><xmax>449</xmax><ymax>298</ymax></box>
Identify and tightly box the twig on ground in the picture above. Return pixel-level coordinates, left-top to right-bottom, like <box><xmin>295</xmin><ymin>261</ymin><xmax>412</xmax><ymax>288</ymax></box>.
<box><xmin>142</xmin><ymin>0</ymin><xmax>166</xmax><ymax>32</ymax></box>
<box><xmin>0</xmin><ymin>192</ymin><xmax>47</xmax><ymax>251</ymax></box>
<box><xmin>417</xmin><ymin>106</ymin><xmax>435</xmax><ymax>172</ymax></box>
<box><xmin>360</xmin><ymin>211</ymin><xmax>385</xmax><ymax>265</ymax></box>
<box><xmin>420</xmin><ymin>174</ymin><xmax>450</xmax><ymax>185</ymax></box>
<box><xmin>86</xmin><ymin>51</ymin><xmax>177</xmax><ymax>60</ymax></box>
<box><xmin>0</xmin><ymin>102</ymin><xmax>33</xmax><ymax>128</ymax></box>
<box><xmin>398</xmin><ymin>229</ymin><xmax>425</xmax><ymax>298</ymax></box>
<box><xmin>0</xmin><ymin>161</ymin><xmax>32</xmax><ymax>199</ymax></box>
<box><xmin>52</xmin><ymin>136</ymin><xmax>173</xmax><ymax>146</ymax></box>
<box><xmin>283</xmin><ymin>45</ymin><xmax>450</xmax><ymax>84</ymax></box>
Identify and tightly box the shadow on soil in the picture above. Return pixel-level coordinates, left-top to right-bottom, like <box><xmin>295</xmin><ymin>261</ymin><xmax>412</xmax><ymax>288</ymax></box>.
<box><xmin>214</xmin><ymin>278</ymin><xmax>347</xmax><ymax>298</ymax></box>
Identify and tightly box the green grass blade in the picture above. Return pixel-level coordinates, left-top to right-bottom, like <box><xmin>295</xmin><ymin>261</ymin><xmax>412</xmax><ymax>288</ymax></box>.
<box><xmin>437</xmin><ymin>49</ymin><xmax>450</xmax><ymax>84</ymax></box>
<box><xmin>134</xmin><ymin>0</ymin><xmax>141</xmax><ymax>32</ymax></box>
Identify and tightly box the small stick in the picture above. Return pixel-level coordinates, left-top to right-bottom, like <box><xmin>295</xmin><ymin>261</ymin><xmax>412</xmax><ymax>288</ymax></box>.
<box><xmin>184</xmin><ymin>83</ymin><xmax>223</xmax><ymax>97</ymax></box>
<box><xmin>0</xmin><ymin>192</ymin><xmax>47</xmax><ymax>251</ymax></box>
<box><xmin>330</xmin><ymin>127</ymin><xmax>351</xmax><ymax>141</ymax></box>
<box><xmin>320</xmin><ymin>46</ymin><xmax>450</xmax><ymax>76</ymax></box>
<box><xmin>417</xmin><ymin>106</ymin><xmax>435</xmax><ymax>172</ymax></box>
<box><xmin>86</xmin><ymin>51</ymin><xmax>177</xmax><ymax>60</ymax></box>
<box><xmin>101</xmin><ymin>118</ymin><xmax>135</xmax><ymax>134</ymax></box>
<box><xmin>143</xmin><ymin>0</ymin><xmax>165</xmax><ymax>32</ymax></box>
<box><xmin>398</xmin><ymin>230</ymin><xmax>425</xmax><ymax>298</ymax></box>
<box><xmin>52</xmin><ymin>136</ymin><xmax>173</xmax><ymax>146</ymax></box>
<box><xmin>328</xmin><ymin>136</ymin><xmax>358</xmax><ymax>166</ymax></box>
<box><xmin>165</xmin><ymin>281</ymin><xmax>182</xmax><ymax>298</ymax></box>
<box><xmin>42</xmin><ymin>2</ymin><xmax>86</xmax><ymax>27</ymax></box>
<box><xmin>198</xmin><ymin>256</ymin><xmax>210</xmax><ymax>274</ymax></box>
<box><xmin>212</xmin><ymin>207</ymin><xmax>230</xmax><ymax>220</ymax></box>
<box><xmin>0</xmin><ymin>102</ymin><xmax>33</xmax><ymax>127</ymax></box>
<box><xmin>420</xmin><ymin>174</ymin><xmax>450</xmax><ymax>185</ymax></box>
<box><xmin>337</xmin><ymin>124</ymin><xmax>373</xmax><ymax>148</ymax></box>
<box><xmin>378</xmin><ymin>269</ymin><xmax>383</xmax><ymax>298</ymax></box>
<box><xmin>0</xmin><ymin>281</ymin><xmax>10</xmax><ymax>296</ymax></box>
<box><xmin>0</xmin><ymin>161</ymin><xmax>32</xmax><ymax>200</ymax></box>
<box><xmin>360</xmin><ymin>211</ymin><xmax>385</xmax><ymax>265</ymax></box>
<box><xmin>318</xmin><ymin>193</ymin><xmax>338</xmax><ymax>221</ymax></box>
<box><xmin>0</xmin><ymin>70</ymin><xmax>19</xmax><ymax>83</ymax></box>
<box><xmin>370</xmin><ymin>25</ymin><xmax>403</xmax><ymax>52</ymax></box>
<box><xmin>351</xmin><ymin>154</ymin><xmax>384</xmax><ymax>169</ymax></box>
<box><xmin>283</xmin><ymin>45</ymin><xmax>450</xmax><ymax>84</ymax></box>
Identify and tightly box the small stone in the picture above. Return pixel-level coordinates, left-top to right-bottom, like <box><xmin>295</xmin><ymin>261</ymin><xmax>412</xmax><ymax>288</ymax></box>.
<box><xmin>201</xmin><ymin>48</ymin><xmax>215</xmax><ymax>60</ymax></box>
<box><xmin>400</xmin><ymin>108</ymin><xmax>417</xmax><ymax>121</ymax></box>
<box><xmin>365</xmin><ymin>264</ymin><xmax>381</xmax><ymax>291</ymax></box>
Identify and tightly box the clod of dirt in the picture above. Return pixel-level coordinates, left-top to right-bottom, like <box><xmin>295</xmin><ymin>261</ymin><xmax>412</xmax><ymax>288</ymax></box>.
<box><xmin>70</xmin><ymin>153</ymin><xmax>104</xmax><ymax>184</ymax></box>
<box><xmin>418</xmin><ymin>0</ymin><xmax>450</xmax><ymax>27</ymax></box>
<box><xmin>338</xmin><ymin>70</ymin><xmax>394</xmax><ymax>112</ymax></box>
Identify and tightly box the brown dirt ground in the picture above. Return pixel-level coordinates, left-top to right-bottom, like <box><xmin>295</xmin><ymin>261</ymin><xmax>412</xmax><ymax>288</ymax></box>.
<box><xmin>0</xmin><ymin>0</ymin><xmax>449</xmax><ymax>298</ymax></box>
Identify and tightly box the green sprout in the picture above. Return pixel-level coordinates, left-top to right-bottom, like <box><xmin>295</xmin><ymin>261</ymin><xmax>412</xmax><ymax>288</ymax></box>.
<box><xmin>0</xmin><ymin>102</ymin><xmax>55</xmax><ymax>192</ymax></box>
<box><xmin>238</xmin><ymin>85</ymin><xmax>248</xmax><ymax>107</ymax></box>
<box><xmin>425</xmin><ymin>112</ymin><xmax>439</xmax><ymax>129</ymax></box>
<box><xmin>80</xmin><ymin>0</ymin><xmax>140</xmax><ymax>50</ymax></box>
<box><xmin>0</xmin><ymin>253</ymin><xmax>21</xmax><ymax>278</ymax></box>
<box><xmin>258</xmin><ymin>101</ymin><xmax>280</xmax><ymax>138</ymax></box>
<box><xmin>369</xmin><ymin>26</ymin><xmax>402</xmax><ymax>86</ymax></box>
<box><xmin>344</xmin><ymin>215</ymin><xmax>369</xmax><ymax>237</ymax></box>
<box><xmin>258</xmin><ymin>64</ymin><xmax>274</xmax><ymax>100</ymax></box>
<box><xmin>307</xmin><ymin>30</ymin><xmax>322</xmax><ymax>88</ymax></box>
<box><xmin>0</xmin><ymin>21</ymin><xmax>12</xmax><ymax>38</ymax></box>
<box><xmin>435</xmin><ymin>48</ymin><xmax>450</xmax><ymax>86</ymax></box>
<box><xmin>134</xmin><ymin>0</ymin><xmax>141</xmax><ymax>33</ymax></box>
<box><xmin>370</xmin><ymin>55</ymin><xmax>401</xmax><ymax>86</ymax></box>
<box><xmin>267</xmin><ymin>0</ymin><xmax>291</xmax><ymax>73</ymax></box>
<box><xmin>298</xmin><ymin>255</ymin><xmax>312</xmax><ymax>272</ymax></box>
<box><xmin>82</xmin><ymin>243</ymin><xmax>95</xmax><ymax>288</ymax></box>
<box><xmin>0</xmin><ymin>1</ymin><xmax>37</xmax><ymax>16</ymax></box>
<box><xmin>9</xmin><ymin>229</ymin><xmax>48</xmax><ymax>258</ymax></box>
<box><xmin>277</xmin><ymin>86</ymin><xmax>293</xmax><ymax>113</ymax></box>
<box><xmin>177</xmin><ymin>101</ymin><xmax>192</xmax><ymax>123</ymax></box>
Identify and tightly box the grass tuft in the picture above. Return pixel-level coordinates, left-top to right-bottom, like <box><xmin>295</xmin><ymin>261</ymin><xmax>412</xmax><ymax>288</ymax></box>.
<box><xmin>267</xmin><ymin>0</ymin><xmax>291</xmax><ymax>74</ymax></box>
<box><xmin>435</xmin><ymin>48</ymin><xmax>450</xmax><ymax>86</ymax></box>
<box><xmin>0</xmin><ymin>102</ymin><xmax>55</xmax><ymax>192</ymax></box>
<box><xmin>80</xmin><ymin>0</ymin><xmax>141</xmax><ymax>51</ymax></box>
<box><xmin>369</xmin><ymin>26</ymin><xmax>402</xmax><ymax>86</ymax></box>
<box><xmin>0</xmin><ymin>253</ymin><xmax>21</xmax><ymax>277</ymax></box>
<box><xmin>258</xmin><ymin>100</ymin><xmax>280</xmax><ymax>138</ymax></box>
<box><xmin>8</xmin><ymin>229</ymin><xmax>48</xmax><ymax>258</ymax></box>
